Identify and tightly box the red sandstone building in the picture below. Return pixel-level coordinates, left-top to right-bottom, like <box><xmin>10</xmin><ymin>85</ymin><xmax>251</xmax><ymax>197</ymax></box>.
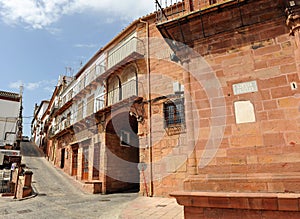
<box><xmin>40</xmin><ymin>0</ymin><xmax>300</xmax><ymax>217</ymax></box>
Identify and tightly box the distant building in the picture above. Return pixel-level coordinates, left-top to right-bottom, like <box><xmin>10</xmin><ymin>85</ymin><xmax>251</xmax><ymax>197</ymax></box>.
<box><xmin>31</xmin><ymin>100</ymin><xmax>49</xmax><ymax>148</ymax></box>
<box><xmin>0</xmin><ymin>90</ymin><xmax>22</xmax><ymax>149</ymax></box>
<box><xmin>36</xmin><ymin>75</ymin><xmax>73</xmax><ymax>155</ymax></box>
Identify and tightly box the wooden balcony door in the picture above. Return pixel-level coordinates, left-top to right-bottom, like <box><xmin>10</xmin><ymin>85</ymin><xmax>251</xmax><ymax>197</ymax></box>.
<box><xmin>93</xmin><ymin>143</ymin><xmax>101</xmax><ymax>180</ymax></box>
<box><xmin>82</xmin><ymin>146</ymin><xmax>89</xmax><ymax>180</ymax></box>
<box><xmin>72</xmin><ymin>147</ymin><xmax>78</xmax><ymax>176</ymax></box>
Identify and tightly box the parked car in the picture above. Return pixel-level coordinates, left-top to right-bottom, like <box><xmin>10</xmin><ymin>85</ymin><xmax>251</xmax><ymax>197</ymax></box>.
<box><xmin>22</xmin><ymin>136</ymin><xmax>30</xmax><ymax>142</ymax></box>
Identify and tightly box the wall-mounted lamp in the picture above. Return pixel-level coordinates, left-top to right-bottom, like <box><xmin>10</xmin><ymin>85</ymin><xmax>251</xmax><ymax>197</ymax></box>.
<box><xmin>170</xmin><ymin>52</ymin><xmax>180</xmax><ymax>63</ymax></box>
<box><xmin>129</xmin><ymin>111</ymin><xmax>144</xmax><ymax>122</ymax></box>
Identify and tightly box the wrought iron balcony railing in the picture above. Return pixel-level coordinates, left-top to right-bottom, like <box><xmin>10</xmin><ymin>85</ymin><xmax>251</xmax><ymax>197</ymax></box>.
<box><xmin>155</xmin><ymin>0</ymin><xmax>251</xmax><ymax>23</ymax></box>
<box><xmin>106</xmin><ymin>79</ymin><xmax>138</xmax><ymax>107</ymax></box>
<box><xmin>71</xmin><ymin>37</ymin><xmax>144</xmax><ymax>99</ymax></box>
<box><xmin>107</xmin><ymin>37</ymin><xmax>144</xmax><ymax>69</ymax></box>
<box><xmin>155</xmin><ymin>0</ymin><xmax>185</xmax><ymax>22</ymax></box>
<box><xmin>51</xmin><ymin>37</ymin><xmax>146</xmax><ymax>134</ymax></box>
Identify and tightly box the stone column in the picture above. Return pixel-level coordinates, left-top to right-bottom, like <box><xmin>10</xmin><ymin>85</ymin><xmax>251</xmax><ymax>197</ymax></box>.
<box><xmin>88</xmin><ymin>138</ymin><xmax>94</xmax><ymax>181</ymax></box>
<box><xmin>24</xmin><ymin>171</ymin><xmax>33</xmax><ymax>187</ymax></box>
<box><xmin>101</xmin><ymin>134</ymin><xmax>107</xmax><ymax>194</ymax></box>
<box><xmin>286</xmin><ymin>5</ymin><xmax>300</xmax><ymax>78</ymax></box>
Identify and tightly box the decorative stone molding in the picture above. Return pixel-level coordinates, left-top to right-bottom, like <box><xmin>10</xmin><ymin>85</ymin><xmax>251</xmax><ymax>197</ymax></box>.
<box><xmin>171</xmin><ymin>191</ymin><xmax>300</xmax><ymax>218</ymax></box>
<box><xmin>286</xmin><ymin>4</ymin><xmax>300</xmax><ymax>36</ymax></box>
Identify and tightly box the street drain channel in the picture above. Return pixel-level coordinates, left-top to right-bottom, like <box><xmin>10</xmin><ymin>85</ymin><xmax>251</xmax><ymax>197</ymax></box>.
<box><xmin>119</xmin><ymin>195</ymin><xmax>132</xmax><ymax>198</ymax></box>
<box><xmin>17</xmin><ymin>209</ymin><xmax>33</xmax><ymax>214</ymax></box>
<box><xmin>99</xmin><ymin>199</ymin><xmax>111</xmax><ymax>202</ymax></box>
<box><xmin>156</xmin><ymin>204</ymin><xmax>167</xmax><ymax>208</ymax></box>
<box><xmin>38</xmin><ymin>193</ymin><xmax>47</xmax><ymax>196</ymax></box>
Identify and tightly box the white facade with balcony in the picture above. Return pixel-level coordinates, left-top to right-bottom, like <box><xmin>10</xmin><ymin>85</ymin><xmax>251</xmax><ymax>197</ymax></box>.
<box><xmin>50</xmin><ymin>31</ymin><xmax>144</xmax><ymax>136</ymax></box>
<box><xmin>31</xmin><ymin>101</ymin><xmax>49</xmax><ymax>147</ymax></box>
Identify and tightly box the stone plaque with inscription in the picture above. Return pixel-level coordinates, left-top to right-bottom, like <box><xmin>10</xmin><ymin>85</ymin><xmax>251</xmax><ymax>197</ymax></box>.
<box><xmin>232</xmin><ymin>81</ymin><xmax>258</xmax><ymax>95</ymax></box>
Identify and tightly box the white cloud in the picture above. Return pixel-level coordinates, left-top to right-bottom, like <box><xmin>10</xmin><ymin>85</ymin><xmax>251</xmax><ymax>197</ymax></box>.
<box><xmin>74</xmin><ymin>43</ymin><xmax>97</xmax><ymax>48</ymax></box>
<box><xmin>43</xmin><ymin>86</ymin><xmax>55</xmax><ymax>93</ymax></box>
<box><xmin>46</xmin><ymin>27</ymin><xmax>62</xmax><ymax>35</ymax></box>
<box><xmin>0</xmin><ymin>0</ymin><xmax>155</xmax><ymax>29</ymax></box>
<box><xmin>26</xmin><ymin>82</ymin><xmax>40</xmax><ymax>90</ymax></box>
<box><xmin>0</xmin><ymin>0</ymin><xmax>69</xmax><ymax>29</ymax></box>
<box><xmin>64</xmin><ymin>0</ymin><xmax>155</xmax><ymax>20</ymax></box>
<box><xmin>9</xmin><ymin>79</ymin><xmax>56</xmax><ymax>92</ymax></box>
<box><xmin>9</xmin><ymin>80</ymin><xmax>23</xmax><ymax>90</ymax></box>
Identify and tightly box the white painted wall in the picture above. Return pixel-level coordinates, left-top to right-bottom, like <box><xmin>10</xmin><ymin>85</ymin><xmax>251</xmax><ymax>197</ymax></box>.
<box><xmin>0</xmin><ymin>99</ymin><xmax>20</xmax><ymax>146</ymax></box>
<box><xmin>33</xmin><ymin>102</ymin><xmax>49</xmax><ymax>146</ymax></box>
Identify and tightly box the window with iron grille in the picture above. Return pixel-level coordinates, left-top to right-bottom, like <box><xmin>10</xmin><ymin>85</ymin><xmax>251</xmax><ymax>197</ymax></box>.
<box><xmin>163</xmin><ymin>98</ymin><xmax>185</xmax><ymax>128</ymax></box>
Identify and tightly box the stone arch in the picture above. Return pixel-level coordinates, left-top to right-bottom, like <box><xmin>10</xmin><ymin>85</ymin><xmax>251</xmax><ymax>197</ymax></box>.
<box><xmin>104</xmin><ymin>111</ymin><xmax>140</xmax><ymax>193</ymax></box>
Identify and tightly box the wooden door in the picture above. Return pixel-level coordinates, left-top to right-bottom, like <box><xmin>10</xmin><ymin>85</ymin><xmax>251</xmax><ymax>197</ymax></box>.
<box><xmin>60</xmin><ymin>148</ymin><xmax>65</xmax><ymax>169</ymax></box>
<box><xmin>93</xmin><ymin>143</ymin><xmax>100</xmax><ymax>180</ymax></box>
<box><xmin>82</xmin><ymin>147</ymin><xmax>89</xmax><ymax>180</ymax></box>
<box><xmin>72</xmin><ymin>148</ymin><xmax>78</xmax><ymax>176</ymax></box>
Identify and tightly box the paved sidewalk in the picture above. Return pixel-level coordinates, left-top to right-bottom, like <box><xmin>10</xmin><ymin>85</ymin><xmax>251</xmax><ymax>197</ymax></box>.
<box><xmin>120</xmin><ymin>196</ymin><xmax>184</xmax><ymax>219</ymax></box>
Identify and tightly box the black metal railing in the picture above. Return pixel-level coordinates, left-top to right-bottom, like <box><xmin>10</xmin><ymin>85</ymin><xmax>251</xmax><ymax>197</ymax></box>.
<box><xmin>107</xmin><ymin>37</ymin><xmax>145</xmax><ymax>69</ymax></box>
<box><xmin>107</xmin><ymin>79</ymin><xmax>138</xmax><ymax>106</ymax></box>
<box><xmin>71</xmin><ymin>37</ymin><xmax>144</xmax><ymax>99</ymax></box>
<box><xmin>155</xmin><ymin>0</ymin><xmax>185</xmax><ymax>22</ymax></box>
<box><xmin>285</xmin><ymin>0</ymin><xmax>300</xmax><ymax>16</ymax></box>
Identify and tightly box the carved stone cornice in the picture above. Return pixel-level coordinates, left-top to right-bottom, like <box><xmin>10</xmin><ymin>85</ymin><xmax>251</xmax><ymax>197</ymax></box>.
<box><xmin>286</xmin><ymin>5</ymin><xmax>300</xmax><ymax>36</ymax></box>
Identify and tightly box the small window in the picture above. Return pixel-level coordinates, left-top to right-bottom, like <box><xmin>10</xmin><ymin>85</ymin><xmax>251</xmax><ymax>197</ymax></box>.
<box><xmin>163</xmin><ymin>98</ymin><xmax>185</xmax><ymax>128</ymax></box>
<box><xmin>209</xmin><ymin>0</ymin><xmax>217</xmax><ymax>4</ymax></box>
<box><xmin>120</xmin><ymin>130</ymin><xmax>130</xmax><ymax>146</ymax></box>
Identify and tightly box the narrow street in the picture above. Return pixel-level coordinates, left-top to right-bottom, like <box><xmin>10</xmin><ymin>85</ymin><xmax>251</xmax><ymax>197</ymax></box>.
<box><xmin>0</xmin><ymin>141</ymin><xmax>139</xmax><ymax>219</ymax></box>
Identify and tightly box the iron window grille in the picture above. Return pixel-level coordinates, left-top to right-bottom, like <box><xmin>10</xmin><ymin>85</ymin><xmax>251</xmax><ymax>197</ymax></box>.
<box><xmin>163</xmin><ymin>98</ymin><xmax>185</xmax><ymax>128</ymax></box>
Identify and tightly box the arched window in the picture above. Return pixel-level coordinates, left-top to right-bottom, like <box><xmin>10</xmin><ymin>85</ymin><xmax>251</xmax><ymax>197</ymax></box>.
<box><xmin>121</xmin><ymin>65</ymin><xmax>137</xmax><ymax>99</ymax></box>
<box><xmin>107</xmin><ymin>75</ymin><xmax>121</xmax><ymax>106</ymax></box>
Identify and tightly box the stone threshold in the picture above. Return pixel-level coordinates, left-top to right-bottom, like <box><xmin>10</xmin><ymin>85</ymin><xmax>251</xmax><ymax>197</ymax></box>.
<box><xmin>170</xmin><ymin>191</ymin><xmax>300</xmax><ymax>211</ymax></box>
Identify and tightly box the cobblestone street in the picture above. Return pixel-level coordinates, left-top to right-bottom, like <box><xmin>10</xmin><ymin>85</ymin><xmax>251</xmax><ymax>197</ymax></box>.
<box><xmin>0</xmin><ymin>142</ymin><xmax>183</xmax><ymax>219</ymax></box>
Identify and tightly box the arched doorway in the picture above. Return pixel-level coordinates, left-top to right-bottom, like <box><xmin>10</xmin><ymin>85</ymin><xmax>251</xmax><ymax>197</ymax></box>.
<box><xmin>105</xmin><ymin>112</ymin><xmax>140</xmax><ymax>193</ymax></box>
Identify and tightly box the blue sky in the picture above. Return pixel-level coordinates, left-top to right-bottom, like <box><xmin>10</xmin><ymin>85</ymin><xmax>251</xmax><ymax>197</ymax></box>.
<box><xmin>0</xmin><ymin>0</ymin><xmax>155</xmax><ymax>136</ymax></box>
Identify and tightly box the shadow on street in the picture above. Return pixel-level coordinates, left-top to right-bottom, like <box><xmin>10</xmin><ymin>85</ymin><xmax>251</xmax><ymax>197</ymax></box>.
<box><xmin>20</xmin><ymin>141</ymin><xmax>45</xmax><ymax>157</ymax></box>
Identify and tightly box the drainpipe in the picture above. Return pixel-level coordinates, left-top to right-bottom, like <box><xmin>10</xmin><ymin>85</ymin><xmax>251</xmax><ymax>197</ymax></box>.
<box><xmin>140</xmin><ymin>19</ymin><xmax>153</xmax><ymax>197</ymax></box>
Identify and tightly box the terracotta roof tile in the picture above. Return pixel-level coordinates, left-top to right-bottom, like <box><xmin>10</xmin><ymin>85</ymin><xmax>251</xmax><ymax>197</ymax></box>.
<box><xmin>0</xmin><ymin>90</ymin><xmax>20</xmax><ymax>101</ymax></box>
